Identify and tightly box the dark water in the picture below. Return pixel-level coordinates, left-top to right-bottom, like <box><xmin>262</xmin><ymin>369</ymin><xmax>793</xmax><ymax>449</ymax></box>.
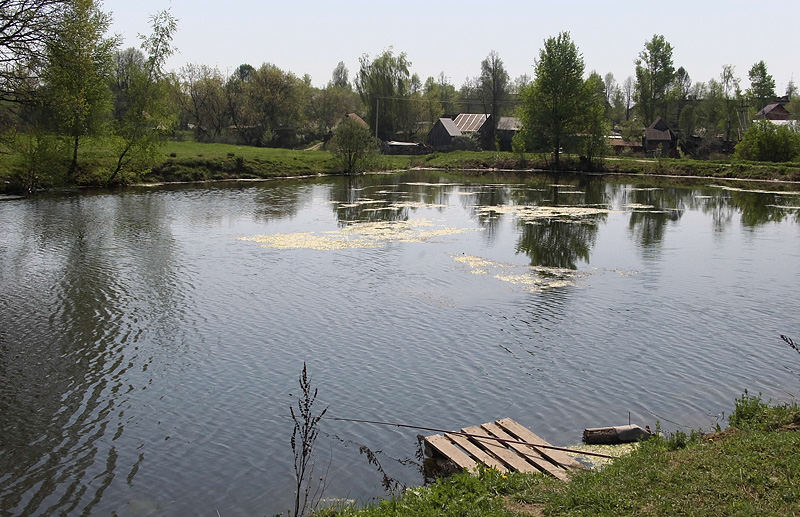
<box><xmin>1</xmin><ymin>170</ymin><xmax>799</xmax><ymax>515</ymax></box>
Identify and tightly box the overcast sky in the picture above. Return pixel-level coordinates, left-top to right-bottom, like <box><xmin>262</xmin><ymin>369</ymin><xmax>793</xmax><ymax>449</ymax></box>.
<box><xmin>105</xmin><ymin>0</ymin><xmax>799</xmax><ymax>94</ymax></box>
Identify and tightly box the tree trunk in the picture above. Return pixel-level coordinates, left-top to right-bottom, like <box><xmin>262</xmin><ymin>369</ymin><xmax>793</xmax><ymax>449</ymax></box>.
<box><xmin>69</xmin><ymin>134</ymin><xmax>79</xmax><ymax>176</ymax></box>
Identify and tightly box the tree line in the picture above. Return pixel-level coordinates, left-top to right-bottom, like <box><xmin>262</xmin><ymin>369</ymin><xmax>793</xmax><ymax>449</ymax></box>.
<box><xmin>2</xmin><ymin>0</ymin><xmax>798</xmax><ymax>186</ymax></box>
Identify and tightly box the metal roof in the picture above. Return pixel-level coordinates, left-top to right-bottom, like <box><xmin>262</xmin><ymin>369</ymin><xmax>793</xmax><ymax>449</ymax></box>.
<box><xmin>454</xmin><ymin>113</ymin><xmax>489</xmax><ymax>132</ymax></box>
<box><xmin>438</xmin><ymin>117</ymin><xmax>462</xmax><ymax>137</ymax></box>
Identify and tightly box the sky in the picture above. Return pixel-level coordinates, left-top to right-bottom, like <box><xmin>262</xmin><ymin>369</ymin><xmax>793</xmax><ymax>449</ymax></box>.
<box><xmin>105</xmin><ymin>0</ymin><xmax>799</xmax><ymax>94</ymax></box>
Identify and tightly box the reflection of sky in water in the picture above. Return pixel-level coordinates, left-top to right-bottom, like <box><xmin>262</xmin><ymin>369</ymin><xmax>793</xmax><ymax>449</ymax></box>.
<box><xmin>1</xmin><ymin>171</ymin><xmax>799</xmax><ymax>516</ymax></box>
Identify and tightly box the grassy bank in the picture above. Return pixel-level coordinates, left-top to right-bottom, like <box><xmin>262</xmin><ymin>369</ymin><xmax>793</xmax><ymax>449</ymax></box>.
<box><xmin>410</xmin><ymin>151</ymin><xmax>800</xmax><ymax>182</ymax></box>
<box><xmin>318</xmin><ymin>393</ymin><xmax>800</xmax><ymax>516</ymax></box>
<box><xmin>4</xmin><ymin>139</ymin><xmax>800</xmax><ymax>193</ymax></box>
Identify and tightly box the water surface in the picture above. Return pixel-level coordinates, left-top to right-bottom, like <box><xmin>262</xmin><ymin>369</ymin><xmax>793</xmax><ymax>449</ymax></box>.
<box><xmin>2</xmin><ymin>171</ymin><xmax>799</xmax><ymax>515</ymax></box>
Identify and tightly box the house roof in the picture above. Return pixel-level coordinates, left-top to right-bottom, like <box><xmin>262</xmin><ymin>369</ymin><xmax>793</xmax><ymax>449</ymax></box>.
<box><xmin>497</xmin><ymin>116</ymin><xmax>521</xmax><ymax>131</ymax></box>
<box><xmin>754</xmin><ymin>103</ymin><xmax>791</xmax><ymax>120</ymax></box>
<box><xmin>454</xmin><ymin>113</ymin><xmax>489</xmax><ymax>132</ymax></box>
<box><xmin>644</xmin><ymin>117</ymin><xmax>674</xmax><ymax>141</ymax></box>
<box><xmin>346</xmin><ymin>113</ymin><xmax>368</xmax><ymax>127</ymax></box>
<box><xmin>437</xmin><ymin>117</ymin><xmax>462</xmax><ymax>137</ymax></box>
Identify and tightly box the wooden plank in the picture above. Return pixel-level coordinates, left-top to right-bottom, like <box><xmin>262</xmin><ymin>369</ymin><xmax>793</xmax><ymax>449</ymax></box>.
<box><xmin>424</xmin><ymin>434</ymin><xmax>478</xmax><ymax>472</ymax></box>
<box><xmin>481</xmin><ymin>422</ymin><xmax>568</xmax><ymax>481</ymax></box>
<box><xmin>445</xmin><ymin>432</ymin><xmax>508</xmax><ymax>473</ymax></box>
<box><xmin>462</xmin><ymin>425</ymin><xmax>538</xmax><ymax>474</ymax></box>
<box><xmin>496</xmin><ymin>418</ymin><xmax>585</xmax><ymax>470</ymax></box>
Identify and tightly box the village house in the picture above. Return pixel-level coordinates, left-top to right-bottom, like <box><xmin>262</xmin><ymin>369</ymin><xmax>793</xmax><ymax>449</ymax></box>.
<box><xmin>754</xmin><ymin>103</ymin><xmax>791</xmax><ymax>121</ymax></box>
<box><xmin>642</xmin><ymin>117</ymin><xmax>678</xmax><ymax>157</ymax></box>
<box><xmin>427</xmin><ymin>113</ymin><xmax>521</xmax><ymax>151</ymax></box>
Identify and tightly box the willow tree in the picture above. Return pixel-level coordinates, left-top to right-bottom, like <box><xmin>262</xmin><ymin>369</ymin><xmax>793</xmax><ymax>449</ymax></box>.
<box><xmin>518</xmin><ymin>32</ymin><xmax>585</xmax><ymax>170</ymax></box>
<box><xmin>355</xmin><ymin>48</ymin><xmax>411</xmax><ymax>141</ymax></box>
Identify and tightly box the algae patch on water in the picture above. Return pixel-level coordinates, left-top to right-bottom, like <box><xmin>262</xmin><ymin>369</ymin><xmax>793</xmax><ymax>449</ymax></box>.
<box><xmin>476</xmin><ymin>204</ymin><xmax>615</xmax><ymax>224</ymax></box>
<box><xmin>239</xmin><ymin>218</ymin><xmax>480</xmax><ymax>250</ymax></box>
<box><xmin>453</xmin><ymin>254</ymin><xmax>584</xmax><ymax>291</ymax></box>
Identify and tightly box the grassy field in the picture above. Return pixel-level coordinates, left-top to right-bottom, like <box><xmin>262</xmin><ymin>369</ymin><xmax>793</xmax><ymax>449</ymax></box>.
<box><xmin>315</xmin><ymin>393</ymin><xmax>800</xmax><ymax>516</ymax></box>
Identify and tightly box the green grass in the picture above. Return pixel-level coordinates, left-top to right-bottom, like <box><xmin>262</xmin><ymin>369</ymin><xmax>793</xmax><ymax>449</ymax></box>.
<box><xmin>318</xmin><ymin>394</ymin><xmax>800</xmax><ymax>517</ymax></box>
<box><xmin>3</xmin><ymin>137</ymin><xmax>800</xmax><ymax>193</ymax></box>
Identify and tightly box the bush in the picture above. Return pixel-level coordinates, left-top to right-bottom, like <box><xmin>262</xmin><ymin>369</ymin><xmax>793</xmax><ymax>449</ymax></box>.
<box><xmin>735</xmin><ymin>120</ymin><xmax>800</xmax><ymax>162</ymax></box>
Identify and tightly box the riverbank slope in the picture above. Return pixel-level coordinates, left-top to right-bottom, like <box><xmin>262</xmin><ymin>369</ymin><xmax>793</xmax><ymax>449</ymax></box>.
<box><xmin>317</xmin><ymin>393</ymin><xmax>800</xmax><ymax>516</ymax></box>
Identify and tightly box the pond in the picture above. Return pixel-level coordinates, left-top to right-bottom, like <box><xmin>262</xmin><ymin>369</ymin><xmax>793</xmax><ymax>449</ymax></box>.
<box><xmin>1</xmin><ymin>170</ymin><xmax>799</xmax><ymax>515</ymax></box>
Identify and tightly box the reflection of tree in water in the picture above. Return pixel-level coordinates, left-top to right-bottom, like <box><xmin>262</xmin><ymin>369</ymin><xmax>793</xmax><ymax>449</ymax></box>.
<box><xmin>728</xmin><ymin>190</ymin><xmax>796</xmax><ymax>228</ymax></box>
<box><xmin>327</xmin><ymin>173</ymin><xmax>460</xmax><ymax>225</ymax></box>
<box><xmin>253</xmin><ymin>181</ymin><xmax>306</xmax><ymax>222</ymax></box>
<box><xmin>0</xmin><ymin>192</ymin><xmax>184</xmax><ymax>515</ymax></box>
<box><xmin>693</xmin><ymin>192</ymin><xmax>735</xmax><ymax>233</ymax></box>
<box><xmin>513</xmin><ymin>177</ymin><xmax>608</xmax><ymax>269</ymax></box>
<box><xmin>516</xmin><ymin>220</ymin><xmax>599</xmax><ymax>269</ymax></box>
<box><xmin>460</xmin><ymin>184</ymin><xmax>513</xmax><ymax>243</ymax></box>
<box><xmin>624</xmin><ymin>188</ymin><xmax>685</xmax><ymax>249</ymax></box>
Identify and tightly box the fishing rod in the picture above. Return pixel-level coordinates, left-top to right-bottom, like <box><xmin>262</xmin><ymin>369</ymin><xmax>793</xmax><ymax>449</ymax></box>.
<box><xmin>332</xmin><ymin>416</ymin><xmax>613</xmax><ymax>459</ymax></box>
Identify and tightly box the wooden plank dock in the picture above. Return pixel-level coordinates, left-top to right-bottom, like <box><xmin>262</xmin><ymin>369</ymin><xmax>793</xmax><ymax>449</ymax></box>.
<box><xmin>423</xmin><ymin>418</ymin><xmax>586</xmax><ymax>480</ymax></box>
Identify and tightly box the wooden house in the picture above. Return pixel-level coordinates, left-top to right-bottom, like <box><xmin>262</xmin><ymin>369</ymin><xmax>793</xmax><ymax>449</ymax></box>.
<box><xmin>496</xmin><ymin>116</ymin><xmax>521</xmax><ymax>151</ymax></box>
<box><xmin>642</xmin><ymin>118</ymin><xmax>678</xmax><ymax>157</ymax></box>
<box><xmin>427</xmin><ymin>118</ymin><xmax>462</xmax><ymax>150</ymax></box>
<box><xmin>754</xmin><ymin>103</ymin><xmax>791</xmax><ymax>121</ymax></box>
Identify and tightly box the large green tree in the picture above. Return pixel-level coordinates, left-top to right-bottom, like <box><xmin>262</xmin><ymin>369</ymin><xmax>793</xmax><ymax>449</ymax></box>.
<box><xmin>581</xmin><ymin>72</ymin><xmax>609</xmax><ymax>168</ymax></box>
<box><xmin>634</xmin><ymin>34</ymin><xmax>675</xmax><ymax>124</ymax></box>
<box><xmin>355</xmin><ymin>48</ymin><xmax>412</xmax><ymax>141</ymax></box>
<box><xmin>518</xmin><ymin>31</ymin><xmax>585</xmax><ymax>169</ymax></box>
<box><xmin>747</xmin><ymin>60</ymin><xmax>776</xmax><ymax>111</ymax></box>
<box><xmin>247</xmin><ymin>62</ymin><xmax>307</xmax><ymax>146</ymax></box>
<box><xmin>41</xmin><ymin>0</ymin><xmax>118</xmax><ymax>176</ymax></box>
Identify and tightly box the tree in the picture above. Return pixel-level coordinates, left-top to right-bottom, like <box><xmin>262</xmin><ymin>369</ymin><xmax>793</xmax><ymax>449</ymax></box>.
<box><xmin>247</xmin><ymin>63</ymin><xmax>307</xmax><ymax>147</ymax></box>
<box><xmin>176</xmin><ymin>63</ymin><xmax>227</xmax><ymax>142</ymax></box>
<box><xmin>108</xmin><ymin>9</ymin><xmax>178</xmax><ymax>183</ymax></box>
<box><xmin>735</xmin><ymin>120</ymin><xmax>800</xmax><ymax>162</ymax></box>
<box><xmin>0</xmin><ymin>0</ymin><xmax>69</xmax><ymax>102</ymax></box>
<box><xmin>330</xmin><ymin>61</ymin><xmax>350</xmax><ymax>90</ymax></box>
<box><xmin>671</xmin><ymin>66</ymin><xmax>691</xmax><ymax>137</ymax></box>
<box><xmin>720</xmin><ymin>64</ymin><xmax>741</xmax><ymax>142</ymax></box>
<box><xmin>518</xmin><ymin>32</ymin><xmax>585</xmax><ymax>169</ymax></box>
<box><xmin>224</xmin><ymin>63</ymin><xmax>255</xmax><ymax>142</ymax></box>
<box><xmin>306</xmin><ymin>82</ymin><xmax>360</xmax><ymax>138</ymax></box>
<box><xmin>622</xmin><ymin>75</ymin><xmax>634</xmax><ymax>120</ymax></box>
<box><xmin>478</xmin><ymin>50</ymin><xmax>509</xmax><ymax>148</ymax></box>
<box><xmin>41</xmin><ymin>0</ymin><xmax>118</xmax><ymax>176</ymax></box>
<box><xmin>355</xmin><ymin>48</ymin><xmax>412</xmax><ymax>141</ymax></box>
<box><xmin>581</xmin><ymin>72</ymin><xmax>609</xmax><ymax>168</ymax></box>
<box><xmin>786</xmin><ymin>79</ymin><xmax>798</xmax><ymax>101</ymax></box>
<box><xmin>747</xmin><ymin>60</ymin><xmax>776</xmax><ymax>111</ymax></box>
<box><xmin>329</xmin><ymin>115</ymin><xmax>377</xmax><ymax>174</ymax></box>
<box><xmin>634</xmin><ymin>34</ymin><xmax>675</xmax><ymax>123</ymax></box>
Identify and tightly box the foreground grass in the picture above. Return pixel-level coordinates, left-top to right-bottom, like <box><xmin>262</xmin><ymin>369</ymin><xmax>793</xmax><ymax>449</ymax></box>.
<box><xmin>319</xmin><ymin>394</ymin><xmax>800</xmax><ymax>516</ymax></box>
